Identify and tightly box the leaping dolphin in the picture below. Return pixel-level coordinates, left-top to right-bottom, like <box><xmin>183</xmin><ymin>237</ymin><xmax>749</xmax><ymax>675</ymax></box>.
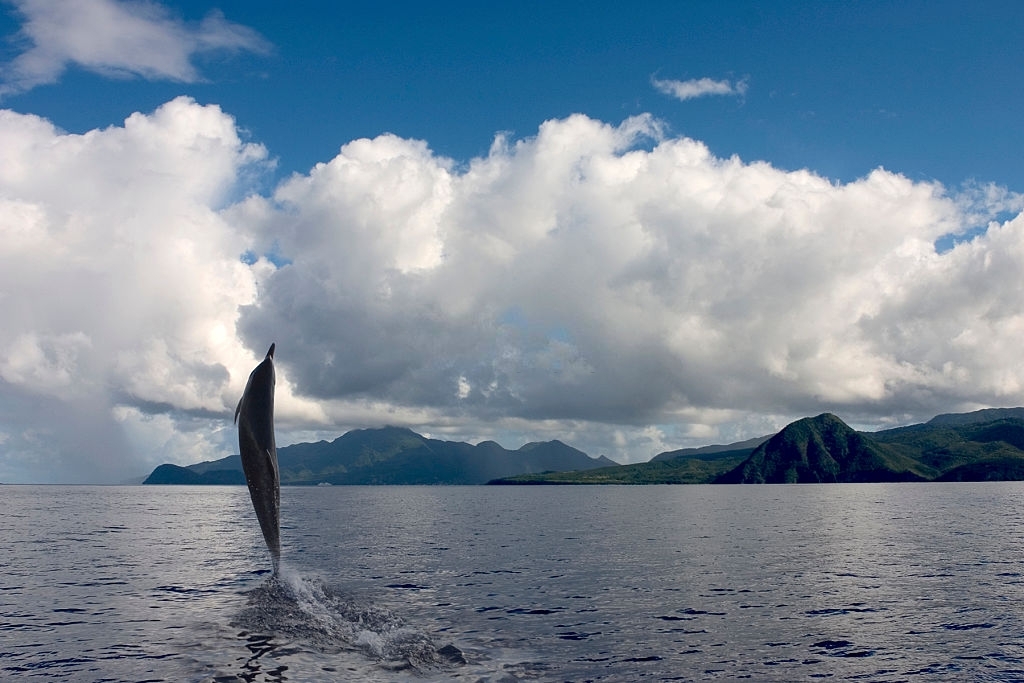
<box><xmin>234</xmin><ymin>343</ymin><xmax>281</xmax><ymax>573</ymax></box>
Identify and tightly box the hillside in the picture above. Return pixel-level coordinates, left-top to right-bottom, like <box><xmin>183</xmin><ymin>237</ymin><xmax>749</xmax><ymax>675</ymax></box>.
<box><xmin>494</xmin><ymin>450</ymin><xmax>748</xmax><ymax>485</ymax></box>
<box><xmin>143</xmin><ymin>427</ymin><xmax>617</xmax><ymax>485</ymax></box>
<box><xmin>649</xmin><ymin>435</ymin><xmax>770</xmax><ymax>462</ymax></box>
<box><xmin>715</xmin><ymin>413</ymin><xmax>932</xmax><ymax>483</ymax></box>
<box><xmin>146</xmin><ymin>409</ymin><xmax>1024</xmax><ymax>486</ymax></box>
<box><xmin>871</xmin><ymin>415</ymin><xmax>1024</xmax><ymax>481</ymax></box>
<box><xmin>926</xmin><ymin>407</ymin><xmax>1024</xmax><ymax>426</ymax></box>
<box><xmin>492</xmin><ymin>409</ymin><xmax>1024</xmax><ymax>485</ymax></box>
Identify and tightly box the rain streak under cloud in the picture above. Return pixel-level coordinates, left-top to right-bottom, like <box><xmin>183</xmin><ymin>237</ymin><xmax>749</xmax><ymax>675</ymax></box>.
<box><xmin>2</xmin><ymin>97</ymin><xmax>1024</xmax><ymax>483</ymax></box>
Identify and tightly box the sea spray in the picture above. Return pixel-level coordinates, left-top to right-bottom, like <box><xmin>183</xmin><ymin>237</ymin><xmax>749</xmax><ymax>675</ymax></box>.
<box><xmin>232</xmin><ymin>569</ymin><xmax>466</xmax><ymax>672</ymax></box>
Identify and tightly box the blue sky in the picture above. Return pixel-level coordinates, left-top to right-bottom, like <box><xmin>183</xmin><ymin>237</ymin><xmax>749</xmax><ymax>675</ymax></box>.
<box><xmin>4</xmin><ymin>1</ymin><xmax>1021</xmax><ymax>188</ymax></box>
<box><xmin>2</xmin><ymin>0</ymin><xmax>1024</xmax><ymax>483</ymax></box>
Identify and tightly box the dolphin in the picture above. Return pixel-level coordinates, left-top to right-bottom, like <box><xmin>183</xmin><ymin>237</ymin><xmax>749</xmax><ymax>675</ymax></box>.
<box><xmin>234</xmin><ymin>343</ymin><xmax>281</xmax><ymax>573</ymax></box>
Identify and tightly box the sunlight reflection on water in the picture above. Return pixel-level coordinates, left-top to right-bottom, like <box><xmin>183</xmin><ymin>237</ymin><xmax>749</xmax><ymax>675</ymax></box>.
<box><xmin>3</xmin><ymin>483</ymin><xmax>1024</xmax><ymax>681</ymax></box>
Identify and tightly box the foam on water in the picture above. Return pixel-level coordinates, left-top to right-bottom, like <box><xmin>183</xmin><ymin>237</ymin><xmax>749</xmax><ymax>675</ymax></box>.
<box><xmin>229</xmin><ymin>566</ymin><xmax>467</xmax><ymax>676</ymax></box>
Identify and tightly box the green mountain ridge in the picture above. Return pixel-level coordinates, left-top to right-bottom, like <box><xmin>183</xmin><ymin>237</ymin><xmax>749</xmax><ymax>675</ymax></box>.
<box><xmin>649</xmin><ymin>435</ymin><xmax>772</xmax><ymax>462</ymax></box>
<box><xmin>144</xmin><ymin>426</ymin><xmax>618</xmax><ymax>485</ymax></box>
<box><xmin>145</xmin><ymin>408</ymin><xmax>1024</xmax><ymax>486</ymax></box>
<box><xmin>493</xmin><ymin>408</ymin><xmax>1024</xmax><ymax>485</ymax></box>
<box><xmin>715</xmin><ymin>414</ymin><xmax>932</xmax><ymax>484</ymax></box>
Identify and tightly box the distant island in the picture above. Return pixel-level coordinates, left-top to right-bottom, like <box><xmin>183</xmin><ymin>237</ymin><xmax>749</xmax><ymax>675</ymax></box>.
<box><xmin>144</xmin><ymin>426</ymin><xmax>617</xmax><ymax>485</ymax></box>
<box><xmin>492</xmin><ymin>408</ymin><xmax>1024</xmax><ymax>484</ymax></box>
<box><xmin>144</xmin><ymin>408</ymin><xmax>1024</xmax><ymax>486</ymax></box>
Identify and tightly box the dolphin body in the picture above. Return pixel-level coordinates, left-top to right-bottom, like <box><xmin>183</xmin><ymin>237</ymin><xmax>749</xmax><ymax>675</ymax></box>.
<box><xmin>234</xmin><ymin>343</ymin><xmax>281</xmax><ymax>573</ymax></box>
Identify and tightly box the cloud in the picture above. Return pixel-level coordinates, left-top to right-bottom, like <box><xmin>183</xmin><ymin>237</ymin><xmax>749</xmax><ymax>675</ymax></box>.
<box><xmin>0</xmin><ymin>0</ymin><xmax>269</xmax><ymax>95</ymax></box>
<box><xmin>652</xmin><ymin>75</ymin><xmax>748</xmax><ymax>101</ymax></box>
<box><xmin>233</xmin><ymin>114</ymin><xmax>1024</xmax><ymax>453</ymax></box>
<box><xmin>3</xmin><ymin>99</ymin><xmax>1024</xmax><ymax>481</ymax></box>
<box><xmin>0</xmin><ymin>96</ymin><xmax>276</xmax><ymax>481</ymax></box>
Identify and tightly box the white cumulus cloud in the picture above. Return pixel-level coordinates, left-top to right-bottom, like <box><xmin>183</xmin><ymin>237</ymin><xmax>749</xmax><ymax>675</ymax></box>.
<box><xmin>232</xmin><ymin>112</ymin><xmax>1024</xmax><ymax>460</ymax></box>
<box><xmin>0</xmin><ymin>0</ymin><xmax>269</xmax><ymax>96</ymax></box>
<box><xmin>2</xmin><ymin>99</ymin><xmax>1024</xmax><ymax>482</ymax></box>
<box><xmin>0</xmin><ymin>97</ymin><xmax>278</xmax><ymax>481</ymax></box>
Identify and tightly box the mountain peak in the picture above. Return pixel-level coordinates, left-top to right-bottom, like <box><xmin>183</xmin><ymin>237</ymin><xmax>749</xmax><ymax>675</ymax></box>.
<box><xmin>718</xmin><ymin>413</ymin><xmax>928</xmax><ymax>484</ymax></box>
<box><xmin>145</xmin><ymin>427</ymin><xmax>607</xmax><ymax>485</ymax></box>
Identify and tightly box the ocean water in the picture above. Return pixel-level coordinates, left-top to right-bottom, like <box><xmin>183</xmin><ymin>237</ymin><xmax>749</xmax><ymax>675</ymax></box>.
<box><xmin>3</xmin><ymin>483</ymin><xmax>1024</xmax><ymax>682</ymax></box>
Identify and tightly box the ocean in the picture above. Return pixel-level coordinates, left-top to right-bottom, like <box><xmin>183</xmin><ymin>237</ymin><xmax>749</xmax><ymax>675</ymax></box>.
<box><xmin>3</xmin><ymin>483</ymin><xmax>1024</xmax><ymax>681</ymax></box>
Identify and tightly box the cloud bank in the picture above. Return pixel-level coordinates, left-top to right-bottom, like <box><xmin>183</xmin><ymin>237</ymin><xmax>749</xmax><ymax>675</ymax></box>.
<box><xmin>652</xmin><ymin>75</ymin><xmax>748</xmax><ymax>101</ymax></box>
<box><xmin>2</xmin><ymin>98</ymin><xmax>1024</xmax><ymax>482</ymax></box>
<box><xmin>0</xmin><ymin>0</ymin><xmax>269</xmax><ymax>96</ymax></box>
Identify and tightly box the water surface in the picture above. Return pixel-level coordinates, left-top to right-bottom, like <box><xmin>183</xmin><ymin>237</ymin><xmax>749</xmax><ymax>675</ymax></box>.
<box><xmin>3</xmin><ymin>483</ymin><xmax>1024</xmax><ymax>681</ymax></box>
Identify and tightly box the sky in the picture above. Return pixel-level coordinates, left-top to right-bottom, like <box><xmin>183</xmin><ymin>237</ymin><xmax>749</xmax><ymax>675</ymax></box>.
<box><xmin>1</xmin><ymin>1</ymin><xmax>1024</xmax><ymax>483</ymax></box>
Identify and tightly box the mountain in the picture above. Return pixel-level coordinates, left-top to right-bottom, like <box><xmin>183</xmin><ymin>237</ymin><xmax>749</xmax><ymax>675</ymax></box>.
<box><xmin>145</xmin><ymin>463</ymin><xmax>244</xmax><ymax>485</ymax></box>
<box><xmin>649</xmin><ymin>435</ymin><xmax>771</xmax><ymax>462</ymax></box>
<box><xmin>926</xmin><ymin>407</ymin><xmax>1024</xmax><ymax>426</ymax></box>
<box><xmin>872</xmin><ymin>416</ymin><xmax>1024</xmax><ymax>482</ymax></box>
<box><xmin>715</xmin><ymin>414</ymin><xmax>932</xmax><ymax>483</ymax></box>
<box><xmin>147</xmin><ymin>410</ymin><xmax>1024</xmax><ymax>486</ymax></box>
<box><xmin>143</xmin><ymin>427</ymin><xmax>617</xmax><ymax>485</ymax></box>
<box><xmin>491</xmin><ymin>408</ymin><xmax>1024</xmax><ymax>485</ymax></box>
<box><xmin>489</xmin><ymin>453</ymin><xmax>748</xmax><ymax>485</ymax></box>
<box><xmin>493</xmin><ymin>434</ymin><xmax>769</xmax><ymax>485</ymax></box>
